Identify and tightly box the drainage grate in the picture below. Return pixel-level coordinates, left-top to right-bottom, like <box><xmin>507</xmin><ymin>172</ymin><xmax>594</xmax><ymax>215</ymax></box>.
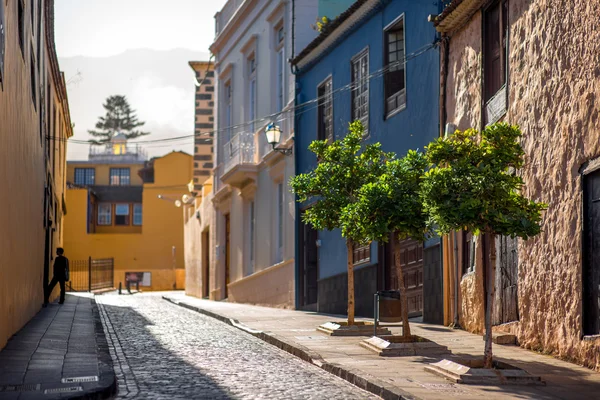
<box><xmin>0</xmin><ymin>384</ymin><xmax>41</xmax><ymax>392</ymax></box>
<box><xmin>44</xmin><ymin>386</ymin><xmax>83</xmax><ymax>394</ymax></box>
<box><xmin>61</xmin><ymin>376</ymin><xmax>98</xmax><ymax>383</ymax></box>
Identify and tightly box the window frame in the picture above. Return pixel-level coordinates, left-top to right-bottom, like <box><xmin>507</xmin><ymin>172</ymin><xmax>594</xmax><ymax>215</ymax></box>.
<box><xmin>274</xmin><ymin>23</ymin><xmax>286</xmax><ymax>112</ymax></box>
<box><xmin>247</xmin><ymin>52</ymin><xmax>257</xmax><ymax>133</ymax></box>
<box><xmin>383</xmin><ymin>14</ymin><xmax>407</xmax><ymax>118</ymax></box>
<box><xmin>277</xmin><ymin>181</ymin><xmax>284</xmax><ymax>263</ymax></box>
<box><xmin>97</xmin><ymin>203</ymin><xmax>112</xmax><ymax>226</ymax></box>
<box><xmin>224</xmin><ymin>79</ymin><xmax>233</xmax><ymax>143</ymax></box>
<box><xmin>352</xmin><ymin>242</ymin><xmax>371</xmax><ymax>266</ymax></box>
<box><xmin>114</xmin><ymin>203</ymin><xmax>131</xmax><ymax>226</ymax></box>
<box><xmin>74</xmin><ymin>167</ymin><xmax>95</xmax><ymax>185</ymax></box>
<box><xmin>483</xmin><ymin>0</ymin><xmax>509</xmax><ymax>124</ymax></box>
<box><xmin>317</xmin><ymin>75</ymin><xmax>334</xmax><ymax>142</ymax></box>
<box><xmin>109</xmin><ymin>168</ymin><xmax>131</xmax><ymax>186</ymax></box>
<box><xmin>351</xmin><ymin>47</ymin><xmax>369</xmax><ymax>135</ymax></box>
<box><xmin>133</xmin><ymin>203</ymin><xmax>142</xmax><ymax>226</ymax></box>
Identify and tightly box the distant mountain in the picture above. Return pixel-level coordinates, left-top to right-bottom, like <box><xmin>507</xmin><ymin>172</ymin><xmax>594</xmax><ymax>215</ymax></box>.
<box><xmin>60</xmin><ymin>48</ymin><xmax>209</xmax><ymax>160</ymax></box>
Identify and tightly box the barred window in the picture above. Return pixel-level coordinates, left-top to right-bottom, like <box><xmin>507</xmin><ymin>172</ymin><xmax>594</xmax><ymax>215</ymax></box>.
<box><xmin>317</xmin><ymin>77</ymin><xmax>333</xmax><ymax>142</ymax></box>
<box><xmin>351</xmin><ymin>50</ymin><xmax>369</xmax><ymax>134</ymax></box>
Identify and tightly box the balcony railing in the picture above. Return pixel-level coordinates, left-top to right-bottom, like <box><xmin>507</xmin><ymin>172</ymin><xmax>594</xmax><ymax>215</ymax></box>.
<box><xmin>223</xmin><ymin>130</ymin><xmax>255</xmax><ymax>175</ymax></box>
<box><xmin>215</xmin><ymin>0</ymin><xmax>245</xmax><ymax>37</ymax></box>
<box><xmin>89</xmin><ymin>145</ymin><xmax>147</xmax><ymax>163</ymax></box>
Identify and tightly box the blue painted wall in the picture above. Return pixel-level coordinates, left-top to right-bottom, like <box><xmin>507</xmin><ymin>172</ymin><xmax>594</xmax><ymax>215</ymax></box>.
<box><xmin>295</xmin><ymin>0</ymin><xmax>441</xmax><ymax>281</ymax></box>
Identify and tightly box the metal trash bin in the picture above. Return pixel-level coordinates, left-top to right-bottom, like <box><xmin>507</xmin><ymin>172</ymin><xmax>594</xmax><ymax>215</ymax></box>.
<box><xmin>375</xmin><ymin>290</ymin><xmax>402</xmax><ymax>323</ymax></box>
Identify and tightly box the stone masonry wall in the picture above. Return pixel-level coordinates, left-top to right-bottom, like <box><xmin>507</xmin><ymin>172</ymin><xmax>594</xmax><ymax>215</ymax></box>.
<box><xmin>446</xmin><ymin>0</ymin><xmax>600</xmax><ymax>370</ymax></box>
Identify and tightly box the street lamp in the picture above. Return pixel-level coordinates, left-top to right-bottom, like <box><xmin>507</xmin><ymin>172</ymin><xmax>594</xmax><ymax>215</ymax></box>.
<box><xmin>157</xmin><ymin>194</ymin><xmax>182</xmax><ymax>208</ymax></box>
<box><xmin>265</xmin><ymin>123</ymin><xmax>293</xmax><ymax>156</ymax></box>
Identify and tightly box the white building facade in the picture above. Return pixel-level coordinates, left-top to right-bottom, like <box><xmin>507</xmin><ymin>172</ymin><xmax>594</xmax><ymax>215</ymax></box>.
<box><xmin>210</xmin><ymin>0</ymin><xmax>319</xmax><ymax>306</ymax></box>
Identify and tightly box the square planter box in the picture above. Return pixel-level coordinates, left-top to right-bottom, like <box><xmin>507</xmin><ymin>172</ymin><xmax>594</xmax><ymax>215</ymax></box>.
<box><xmin>425</xmin><ymin>358</ymin><xmax>545</xmax><ymax>385</ymax></box>
<box><xmin>317</xmin><ymin>321</ymin><xmax>391</xmax><ymax>336</ymax></box>
<box><xmin>361</xmin><ymin>335</ymin><xmax>451</xmax><ymax>357</ymax></box>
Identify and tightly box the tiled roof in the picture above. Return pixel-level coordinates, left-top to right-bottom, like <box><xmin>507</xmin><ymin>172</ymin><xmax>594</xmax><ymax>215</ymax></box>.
<box><xmin>90</xmin><ymin>186</ymin><xmax>143</xmax><ymax>203</ymax></box>
<box><xmin>291</xmin><ymin>0</ymin><xmax>369</xmax><ymax>66</ymax></box>
<box><xmin>434</xmin><ymin>0</ymin><xmax>486</xmax><ymax>33</ymax></box>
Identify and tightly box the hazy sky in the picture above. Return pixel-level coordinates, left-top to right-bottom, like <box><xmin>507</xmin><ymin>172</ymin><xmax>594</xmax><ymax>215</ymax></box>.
<box><xmin>54</xmin><ymin>0</ymin><xmax>227</xmax><ymax>160</ymax></box>
<box><xmin>55</xmin><ymin>0</ymin><xmax>227</xmax><ymax>58</ymax></box>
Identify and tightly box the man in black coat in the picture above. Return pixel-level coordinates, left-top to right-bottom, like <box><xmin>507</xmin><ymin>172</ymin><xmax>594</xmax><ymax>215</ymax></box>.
<box><xmin>44</xmin><ymin>247</ymin><xmax>70</xmax><ymax>305</ymax></box>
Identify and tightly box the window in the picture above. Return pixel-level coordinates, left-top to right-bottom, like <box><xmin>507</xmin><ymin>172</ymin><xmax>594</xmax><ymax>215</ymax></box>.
<box><xmin>484</xmin><ymin>0</ymin><xmax>508</xmax><ymax>102</ymax></box>
<box><xmin>17</xmin><ymin>0</ymin><xmax>24</xmax><ymax>57</ymax></box>
<box><xmin>110</xmin><ymin>168</ymin><xmax>130</xmax><ymax>186</ymax></box>
<box><xmin>224</xmin><ymin>81</ymin><xmax>232</xmax><ymax>142</ymax></box>
<box><xmin>275</xmin><ymin>25</ymin><xmax>285</xmax><ymax>112</ymax></box>
<box><xmin>317</xmin><ymin>77</ymin><xmax>333</xmax><ymax>142</ymax></box>
<box><xmin>462</xmin><ymin>231</ymin><xmax>475</xmax><ymax>275</ymax></box>
<box><xmin>248</xmin><ymin>54</ymin><xmax>257</xmax><ymax>132</ymax></box>
<box><xmin>351</xmin><ymin>49</ymin><xmax>369</xmax><ymax>134</ymax></box>
<box><xmin>115</xmin><ymin>204</ymin><xmax>130</xmax><ymax>226</ymax></box>
<box><xmin>97</xmin><ymin>203</ymin><xmax>111</xmax><ymax>225</ymax></box>
<box><xmin>277</xmin><ymin>182</ymin><xmax>284</xmax><ymax>262</ymax></box>
<box><xmin>133</xmin><ymin>204</ymin><xmax>142</xmax><ymax>226</ymax></box>
<box><xmin>74</xmin><ymin>168</ymin><xmax>95</xmax><ymax>185</ymax></box>
<box><xmin>0</xmin><ymin>0</ymin><xmax>6</xmax><ymax>86</ymax></box>
<box><xmin>30</xmin><ymin>46</ymin><xmax>36</xmax><ymax>107</ymax></box>
<box><xmin>384</xmin><ymin>16</ymin><xmax>406</xmax><ymax>116</ymax></box>
<box><xmin>353</xmin><ymin>243</ymin><xmax>371</xmax><ymax>265</ymax></box>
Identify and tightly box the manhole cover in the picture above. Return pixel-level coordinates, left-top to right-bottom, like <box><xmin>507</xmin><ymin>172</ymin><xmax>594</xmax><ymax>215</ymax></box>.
<box><xmin>0</xmin><ymin>384</ymin><xmax>41</xmax><ymax>392</ymax></box>
<box><xmin>44</xmin><ymin>386</ymin><xmax>83</xmax><ymax>394</ymax></box>
<box><xmin>62</xmin><ymin>376</ymin><xmax>98</xmax><ymax>383</ymax></box>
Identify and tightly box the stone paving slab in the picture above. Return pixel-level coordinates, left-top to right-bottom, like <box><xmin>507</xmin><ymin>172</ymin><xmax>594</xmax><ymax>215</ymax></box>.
<box><xmin>0</xmin><ymin>294</ymin><xmax>116</xmax><ymax>400</ymax></box>
<box><xmin>164</xmin><ymin>292</ymin><xmax>600</xmax><ymax>400</ymax></box>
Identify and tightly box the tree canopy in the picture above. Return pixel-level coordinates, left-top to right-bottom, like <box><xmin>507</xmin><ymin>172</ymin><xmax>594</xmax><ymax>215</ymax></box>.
<box><xmin>88</xmin><ymin>95</ymin><xmax>149</xmax><ymax>145</ymax></box>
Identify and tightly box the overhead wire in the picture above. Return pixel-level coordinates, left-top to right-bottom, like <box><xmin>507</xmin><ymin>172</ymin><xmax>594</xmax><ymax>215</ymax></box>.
<box><xmin>49</xmin><ymin>41</ymin><xmax>439</xmax><ymax>147</ymax></box>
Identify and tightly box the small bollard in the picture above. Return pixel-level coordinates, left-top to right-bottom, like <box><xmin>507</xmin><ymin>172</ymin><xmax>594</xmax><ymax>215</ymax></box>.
<box><xmin>118</xmin><ymin>282</ymin><xmax>122</xmax><ymax>295</ymax></box>
<box><xmin>136</xmin><ymin>281</ymin><xmax>139</xmax><ymax>292</ymax></box>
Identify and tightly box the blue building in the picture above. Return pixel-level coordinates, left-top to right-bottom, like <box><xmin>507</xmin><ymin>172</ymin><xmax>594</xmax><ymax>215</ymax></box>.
<box><xmin>292</xmin><ymin>0</ymin><xmax>444</xmax><ymax>322</ymax></box>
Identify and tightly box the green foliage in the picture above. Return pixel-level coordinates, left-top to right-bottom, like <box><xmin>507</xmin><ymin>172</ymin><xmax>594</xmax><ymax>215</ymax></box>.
<box><xmin>290</xmin><ymin>121</ymin><xmax>390</xmax><ymax>244</ymax></box>
<box><xmin>421</xmin><ymin>123</ymin><xmax>546</xmax><ymax>238</ymax></box>
<box><xmin>311</xmin><ymin>16</ymin><xmax>332</xmax><ymax>33</ymax></box>
<box><xmin>342</xmin><ymin>150</ymin><xmax>429</xmax><ymax>244</ymax></box>
<box><xmin>88</xmin><ymin>95</ymin><xmax>149</xmax><ymax>145</ymax></box>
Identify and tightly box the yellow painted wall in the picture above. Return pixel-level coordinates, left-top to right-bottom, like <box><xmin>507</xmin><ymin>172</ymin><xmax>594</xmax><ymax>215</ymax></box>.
<box><xmin>63</xmin><ymin>152</ymin><xmax>192</xmax><ymax>291</ymax></box>
<box><xmin>66</xmin><ymin>163</ymin><xmax>144</xmax><ymax>186</ymax></box>
<box><xmin>0</xmin><ymin>1</ymin><xmax>71</xmax><ymax>349</ymax></box>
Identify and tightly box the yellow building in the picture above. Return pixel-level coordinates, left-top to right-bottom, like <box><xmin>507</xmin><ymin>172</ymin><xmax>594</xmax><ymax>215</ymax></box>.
<box><xmin>0</xmin><ymin>0</ymin><xmax>73</xmax><ymax>349</ymax></box>
<box><xmin>63</xmin><ymin>137</ymin><xmax>192</xmax><ymax>291</ymax></box>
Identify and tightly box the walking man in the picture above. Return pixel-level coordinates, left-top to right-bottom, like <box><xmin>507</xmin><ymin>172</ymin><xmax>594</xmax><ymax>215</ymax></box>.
<box><xmin>45</xmin><ymin>247</ymin><xmax>70</xmax><ymax>305</ymax></box>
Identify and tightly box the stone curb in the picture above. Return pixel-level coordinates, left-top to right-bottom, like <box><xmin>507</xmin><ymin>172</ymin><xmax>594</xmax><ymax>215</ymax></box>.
<box><xmin>64</xmin><ymin>298</ymin><xmax>117</xmax><ymax>400</ymax></box>
<box><xmin>162</xmin><ymin>296</ymin><xmax>420</xmax><ymax>400</ymax></box>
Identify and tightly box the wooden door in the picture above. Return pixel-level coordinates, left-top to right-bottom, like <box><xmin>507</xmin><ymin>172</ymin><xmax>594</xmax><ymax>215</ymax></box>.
<box><xmin>202</xmin><ymin>230</ymin><xmax>210</xmax><ymax>298</ymax></box>
<box><xmin>493</xmin><ymin>236</ymin><xmax>519</xmax><ymax>325</ymax></box>
<box><xmin>584</xmin><ymin>170</ymin><xmax>600</xmax><ymax>335</ymax></box>
<box><xmin>302</xmin><ymin>221</ymin><xmax>319</xmax><ymax>307</ymax></box>
<box><xmin>398</xmin><ymin>239</ymin><xmax>424</xmax><ymax>317</ymax></box>
<box><xmin>225</xmin><ymin>214</ymin><xmax>230</xmax><ymax>299</ymax></box>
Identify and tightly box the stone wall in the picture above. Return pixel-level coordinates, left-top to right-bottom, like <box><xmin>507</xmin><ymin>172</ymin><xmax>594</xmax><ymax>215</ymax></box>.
<box><xmin>444</xmin><ymin>0</ymin><xmax>600</xmax><ymax>370</ymax></box>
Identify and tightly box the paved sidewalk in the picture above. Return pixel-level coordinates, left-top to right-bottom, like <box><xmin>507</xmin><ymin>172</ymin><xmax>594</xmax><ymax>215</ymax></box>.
<box><xmin>164</xmin><ymin>293</ymin><xmax>600</xmax><ymax>400</ymax></box>
<box><xmin>0</xmin><ymin>294</ymin><xmax>116</xmax><ymax>400</ymax></box>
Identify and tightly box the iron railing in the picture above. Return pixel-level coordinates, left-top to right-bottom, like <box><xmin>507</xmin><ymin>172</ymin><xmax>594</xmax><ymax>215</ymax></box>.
<box><xmin>223</xmin><ymin>130</ymin><xmax>255</xmax><ymax>175</ymax></box>
<box><xmin>67</xmin><ymin>257</ymin><xmax>114</xmax><ymax>292</ymax></box>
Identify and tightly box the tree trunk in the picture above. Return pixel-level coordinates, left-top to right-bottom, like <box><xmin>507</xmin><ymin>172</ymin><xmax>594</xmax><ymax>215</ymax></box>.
<box><xmin>346</xmin><ymin>239</ymin><xmax>355</xmax><ymax>325</ymax></box>
<box><xmin>394</xmin><ymin>249</ymin><xmax>411</xmax><ymax>338</ymax></box>
<box><xmin>482</xmin><ymin>231</ymin><xmax>496</xmax><ymax>368</ymax></box>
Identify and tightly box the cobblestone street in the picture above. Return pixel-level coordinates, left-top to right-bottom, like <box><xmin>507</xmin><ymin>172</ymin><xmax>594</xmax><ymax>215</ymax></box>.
<box><xmin>96</xmin><ymin>293</ymin><xmax>378</xmax><ymax>399</ymax></box>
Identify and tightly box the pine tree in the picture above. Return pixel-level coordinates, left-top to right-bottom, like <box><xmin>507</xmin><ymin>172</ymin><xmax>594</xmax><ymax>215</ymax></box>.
<box><xmin>88</xmin><ymin>95</ymin><xmax>149</xmax><ymax>145</ymax></box>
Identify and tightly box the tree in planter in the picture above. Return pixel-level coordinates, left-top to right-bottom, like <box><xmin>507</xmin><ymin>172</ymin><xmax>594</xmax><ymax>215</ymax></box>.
<box><xmin>421</xmin><ymin>122</ymin><xmax>546</xmax><ymax>368</ymax></box>
<box><xmin>88</xmin><ymin>95</ymin><xmax>149</xmax><ymax>145</ymax></box>
<box><xmin>342</xmin><ymin>150</ymin><xmax>429</xmax><ymax>338</ymax></box>
<box><xmin>290</xmin><ymin>121</ymin><xmax>389</xmax><ymax>325</ymax></box>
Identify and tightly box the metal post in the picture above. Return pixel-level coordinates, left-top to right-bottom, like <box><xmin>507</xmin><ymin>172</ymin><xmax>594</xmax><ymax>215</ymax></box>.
<box><xmin>118</xmin><ymin>282</ymin><xmax>122</xmax><ymax>295</ymax></box>
<box><xmin>373</xmin><ymin>293</ymin><xmax>379</xmax><ymax>337</ymax></box>
<box><xmin>88</xmin><ymin>256</ymin><xmax>92</xmax><ymax>292</ymax></box>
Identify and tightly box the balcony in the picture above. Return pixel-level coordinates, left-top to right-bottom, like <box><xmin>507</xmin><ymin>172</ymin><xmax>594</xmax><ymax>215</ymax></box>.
<box><xmin>89</xmin><ymin>144</ymin><xmax>147</xmax><ymax>163</ymax></box>
<box><xmin>221</xmin><ymin>130</ymin><xmax>257</xmax><ymax>188</ymax></box>
<box><xmin>215</xmin><ymin>0</ymin><xmax>245</xmax><ymax>38</ymax></box>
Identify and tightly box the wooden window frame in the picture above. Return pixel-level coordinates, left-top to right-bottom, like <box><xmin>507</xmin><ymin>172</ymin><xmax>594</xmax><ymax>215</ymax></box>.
<box><xmin>351</xmin><ymin>47</ymin><xmax>369</xmax><ymax>135</ymax></box>
<box><xmin>483</xmin><ymin>0</ymin><xmax>509</xmax><ymax>124</ymax></box>
<box><xmin>384</xmin><ymin>14</ymin><xmax>407</xmax><ymax>118</ymax></box>
<box><xmin>97</xmin><ymin>203</ymin><xmax>112</xmax><ymax>226</ymax></box>
<box><xmin>114</xmin><ymin>203</ymin><xmax>131</xmax><ymax>226</ymax></box>
<box><xmin>353</xmin><ymin>242</ymin><xmax>371</xmax><ymax>266</ymax></box>
<box><xmin>317</xmin><ymin>75</ymin><xmax>333</xmax><ymax>142</ymax></box>
<box><xmin>109</xmin><ymin>168</ymin><xmax>130</xmax><ymax>186</ymax></box>
<box><xmin>133</xmin><ymin>203</ymin><xmax>142</xmax><ymax>226</ymax></box>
